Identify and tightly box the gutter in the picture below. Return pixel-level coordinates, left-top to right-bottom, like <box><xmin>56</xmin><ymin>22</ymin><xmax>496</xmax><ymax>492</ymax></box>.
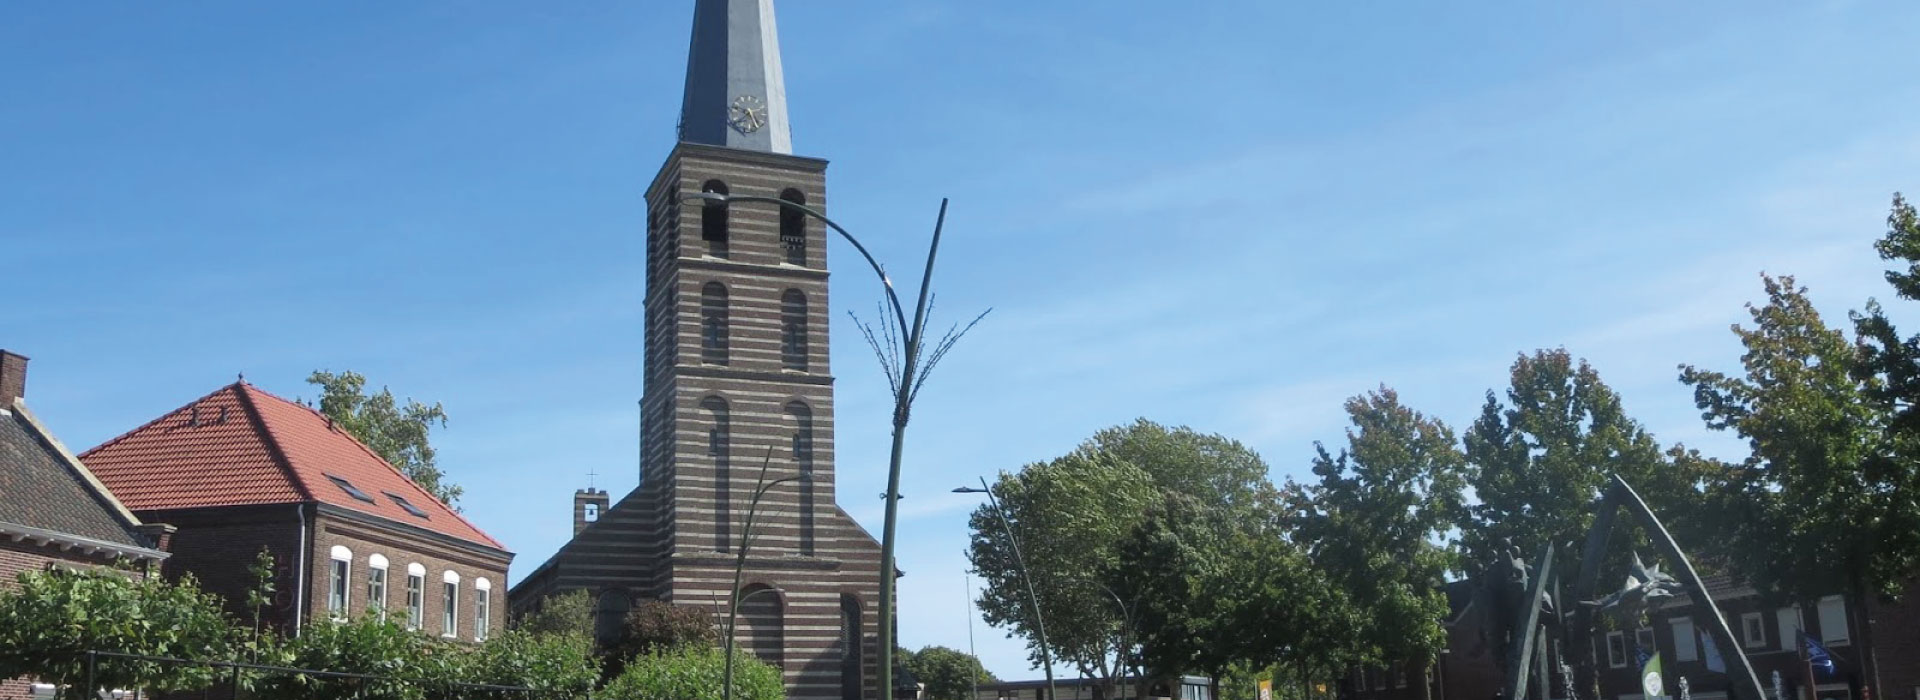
<box><xmin>0</xmin><ymin>521</ymin><xmax>168</xmax><ymax>563</ymax></box>
<box><xmin>293</xmin><ymin>504</ymin><xmax>307</xmax><ymax>636</ymax></box>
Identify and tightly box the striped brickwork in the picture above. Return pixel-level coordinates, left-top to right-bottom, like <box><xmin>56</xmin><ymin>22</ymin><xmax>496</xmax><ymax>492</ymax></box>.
<box><xmin>511</xmin><ymin>142</ymin><xmax>883</xmax><ymax>700</ymax></box>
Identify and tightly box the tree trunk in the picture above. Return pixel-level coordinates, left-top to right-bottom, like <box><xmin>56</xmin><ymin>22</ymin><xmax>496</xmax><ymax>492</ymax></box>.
<box><xmin>1416</xmin><ymin>653</ymin><xmax>1435</xmax><ymax>700</ymax></box>
<box><xmin>1848</xmin><ymin>575</ymin><xmax>1882</xmax><ymax>700</ymax></box>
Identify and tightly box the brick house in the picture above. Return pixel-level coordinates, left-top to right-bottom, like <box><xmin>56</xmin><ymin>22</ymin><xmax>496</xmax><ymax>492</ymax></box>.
<box><xmin>79</xmin><ymin>380</ymin><xmax>511</xmax><ymax>642</ymax></box>
<box><xmin>0</xmin><ymin>350</ymin><xmax>171</xmax><ymax>700</ymax></box>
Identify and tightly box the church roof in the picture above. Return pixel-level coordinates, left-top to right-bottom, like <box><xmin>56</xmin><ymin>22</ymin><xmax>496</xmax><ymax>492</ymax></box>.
<box><xmin>80</xmin><ymin>382</ymin><xmax>505</xmax><ymax>551</ymax></box>
<box><xmin>679</xmin><ymin>0</ymin><xmax>793</xmax><ymax>154</ymax></box>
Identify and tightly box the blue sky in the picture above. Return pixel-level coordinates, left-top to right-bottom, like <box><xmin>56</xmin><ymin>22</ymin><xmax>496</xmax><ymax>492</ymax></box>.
<box><xmin>5</xmin><ymin>0</ymin><xmax>1918</xmax><ymax>680</ymax></box>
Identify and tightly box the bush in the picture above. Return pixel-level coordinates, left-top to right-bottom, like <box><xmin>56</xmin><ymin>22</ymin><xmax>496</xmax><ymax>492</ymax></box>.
<box><xmin>603</xmin><ymin>600</ymin><xmax>718</xmax><ymax>679</ymax></box>
<box><xmin>0</xmin><ymin>567</ymin><xmax>234</xmax><ymax>700</ymax></box>
<box><xmin>253</xmin><ymin>615</ymin><xmax>434</xmax><ymax>700</ymax></box>
<box><xmin>461</xmin><ymin>630</ymin><xmax>600</xmax><ymax>700</ymax></box>
<box><xmin>600</xmin><ymin>645</ymin><xmax>783</xmax><ymax>700</ymax></box>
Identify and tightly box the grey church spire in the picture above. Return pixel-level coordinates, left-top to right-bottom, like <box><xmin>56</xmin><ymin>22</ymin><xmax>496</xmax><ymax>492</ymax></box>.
<box><xmin>679</xmin><ymin>0</ymin><xmax>793</xmax><ymax>154</ymax></box>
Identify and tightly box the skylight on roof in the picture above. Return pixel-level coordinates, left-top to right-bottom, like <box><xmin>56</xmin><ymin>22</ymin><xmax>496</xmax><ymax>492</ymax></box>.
<box><xmin>327</xmin><ymin>475</ymin><xmax>375</xmax><ymax>504</ymax></box>
<box><xmin>384</xmin><ymin>492</ymin><xmax>429</xmax><ymax>519</ymax></box>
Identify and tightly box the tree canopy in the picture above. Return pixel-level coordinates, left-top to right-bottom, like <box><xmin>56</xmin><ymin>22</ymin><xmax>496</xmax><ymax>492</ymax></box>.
<box><xmin>901</xmin><ymin>645</ymin><xmax>996</xmax><ymax>700</ymax></box>
<box><xmin>307</xmin><ymin>370</ymin><xmax>461</xmax><ymax>507</ymax></box>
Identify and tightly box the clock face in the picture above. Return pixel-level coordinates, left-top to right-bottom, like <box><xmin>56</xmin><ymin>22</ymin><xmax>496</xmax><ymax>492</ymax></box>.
<box><xmin>729</xmin><ymin>94</ymin><xmax>767</xmax><ymax>135</ymax></box>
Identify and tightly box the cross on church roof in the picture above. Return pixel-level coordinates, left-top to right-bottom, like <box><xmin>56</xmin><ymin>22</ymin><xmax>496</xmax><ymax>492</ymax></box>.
<box><xmin>679</xmin><ymin>0</ymin><xmax>793</xmax><ymax>154</ymax></box>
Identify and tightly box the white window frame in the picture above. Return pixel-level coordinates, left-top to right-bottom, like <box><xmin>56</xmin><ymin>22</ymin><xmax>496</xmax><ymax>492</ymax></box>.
<box><xmin>1635</xmin><ymin>627</ymin><xmax>1656</xmax><ymax>653</ymax></box>
<box><xmin>1741</xmin><ymin>612</ymin><xmax>1766</xmax><ymax>649</ymax></box>
<box><xmin>1671</xmin><ymin>617</ymin><xmax>1698</xmax><ymax>662</ymax></box>
<box><xmin>1817</xmin><ymin>595</ymin><xmax>1850</xmax><ymax>646</ymax></box>
<box><xmin>1778</xmin><ymin>606</ymin><xmax>1801</xmax><ymax>652</ymax></box>
<box><xmin>366</xmin><ymin>554</ymin><xmax>389</xmax><ymax>620</ymax></box>
<box><xmin>442</xmin><ymin>570</ymin><xmax>461</xmax><ymax>638</ymax></box>
<box><xmin>406</xmin><ymin>563</ymin><xmax>426</xmax><ymax>631</ymax></box>
<box><xmin>327</xmin><ymin>545</ymin><xmax>352</xmax><ymax>620</ymax></box>
<box><xmin>1606</xmin><ymin>630</ymin><xmax>1628</xmax><ymax>668</ymax></box>
<box><xmin>474</xmin><ymin>578</ymin><xmax>492</xmax><ymax>642</ymax></box>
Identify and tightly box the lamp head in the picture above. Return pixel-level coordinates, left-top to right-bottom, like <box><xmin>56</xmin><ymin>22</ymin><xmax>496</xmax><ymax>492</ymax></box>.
<box><xmin>952</xmin><ymin>486</ymin><xmax>987</xmax><ymax>494</ymax></box>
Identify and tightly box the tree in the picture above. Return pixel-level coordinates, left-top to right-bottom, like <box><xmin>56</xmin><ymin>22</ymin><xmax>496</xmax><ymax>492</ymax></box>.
<box><xmin>599</xmin><ymin>645</ymin><xmax>784</xmax><ymax>700</ymax></box>
<box><xmin>968</xmin><ymin>451</ymin><xmax>1159</xmax><ymax>698</ymax></box>
<box><xmin>1296</xmin><ymin>387</ymin><xmax>1465</xmax><ymax>700</ymax></box>
<box><xmin>1461</xmin><ymin>349</ymin><xmax>1700</xmax><ymax>572</ymax></box>
<box><xmin>0</xmin><ymin>567</ymin><xmax>235</xmax><ymax>700</ymax></box>
<box><xmin>513</xmin><ymin>589</ymin><xmax>595</xmax><ymax>639</ymax></box>
<box><xmin>307</xmin><ymin>370</ymin><xmax>460</xmax><ymax>507</ymax></box>
<box><xmin>602</xmin><ymin>600</ymin><xmax>717</xmax><ymax>680</ymax></box>
<box><xmin>902</xmin><ymin>646</ymin><xmax>996</xmax><ymax>700</ymax></box>
<box><xmin>1079</xmin><ymin>419</ymin><xmax>1276</xmax><ymax>514</ymax></box>
<box><xmin>1682</xmin><ymin>272</ymin><xmax>1920</xmax><ymax>698</ymax></box>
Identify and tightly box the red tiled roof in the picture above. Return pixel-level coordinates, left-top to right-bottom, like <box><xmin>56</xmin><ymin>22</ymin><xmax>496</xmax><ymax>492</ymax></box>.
<box><xmin>81</xmin><ymin>382</ymin><xmax>505</xmax><ymax>551</ymax></box>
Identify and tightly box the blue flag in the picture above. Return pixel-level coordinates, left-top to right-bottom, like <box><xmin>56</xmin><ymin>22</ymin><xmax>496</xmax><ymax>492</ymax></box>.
<box><xmin>1802</xmin><ymin>633</ymin><xmax>1836</xmax><ymax>677</ymax></box>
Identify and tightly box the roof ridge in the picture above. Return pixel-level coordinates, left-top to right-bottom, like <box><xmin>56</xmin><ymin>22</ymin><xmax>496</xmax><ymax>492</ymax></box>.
<box><xmin>80</xmin><ymin>380</ymin><xmax>240</xmax><ymax>458</ymax></box>
<box><xmin>240</xmin><ymin>383</ymin><xmax>506</xmax><ymax>551</ymax></box>
<box><xmin>234</xmin><ymin>383</ymin><xmax>316</xmax><ymax>503</ymax></box>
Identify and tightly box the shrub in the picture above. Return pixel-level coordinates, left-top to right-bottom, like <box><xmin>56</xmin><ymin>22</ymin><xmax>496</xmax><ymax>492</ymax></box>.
<box><xmin>0</xmin><ymin>567</ymin><xmax>234</xmax><ymax>700</ymax></box>
<box><xmin>600</xmin><ymin>645</ymin><xmax>783</xmax><ymax>700</ymax></box>
<box><xmin>603</xmin><ymin>600</ymin><xmax>718</xmax><ymax>679</ymax></box>
<box><xmin>461</xmin><ymin>630</ymin><xmax>600</xmax><ymax>700</ymax></box>
<box><xmin>253</xmin><ymin>615</ymin><xmax>433</xmax><ymax>700</ymax></box>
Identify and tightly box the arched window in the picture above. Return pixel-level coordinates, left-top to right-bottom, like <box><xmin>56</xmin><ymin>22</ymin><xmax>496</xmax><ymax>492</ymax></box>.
<box><xmin>702</xmin><ymin>180</ymin><xmax>729</xmax><ymax>258</ymax></box>
<box><xmin>405</xmin><ymin>563</ymin><xmax>426</xmax><ymax>630</ymax></box>
<box><xmin>840</xmin><ymin>594</ymin><xmax>864</xmax><ymax>700</ymax></box>
<box><xmin>780</xmin><ymin>289</ymin><xmax>808</xmax><ymax>371</ymax></box>
<box><xmin>740</xmin><ymin>585</ymin><xmax>785</xmax><ymax>670</ymax></box>
<box><xmin>701</xmin><ymin>282</ymin><xmax>729</xmax><ymax>366</ymax></box>
<box><xmin>441</xmin><ymin>570</ymin><xmax>461</xmax><ymax>638</ymax></box>
<box><xmin>779</xmin><ymin>188</ymin><xmax>806</xmax><ymax>265</ymax></box>
<box><xmin>474</xmin><ymin>578</ymin><xmax>492</xmax><ymax>642</ymax></box>
<box><xmin>785</xmin><ymin>401</ymin><xmax>815</xmax><ymax>555</ymax></box>
<box><xmin>595</xmin><ymin>589</ymin><xmax>631</xmax><ymax>646</ymax></box>
<box><xmin>367</xmin><ymin>554</ymin><xmax>389</xmax><ymax>620</ymax></box>
<box><xmin>703</xmin><ymin>396</ymin><xmax>731</xmax><ymax>550</ymax></box>
<box><xmin>327</xmin><ymin>546</ymin><xmax>352</xmax><ymax>619</ymax></box>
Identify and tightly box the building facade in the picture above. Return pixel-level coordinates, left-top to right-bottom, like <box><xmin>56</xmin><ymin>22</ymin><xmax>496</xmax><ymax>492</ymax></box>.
<box><xmin>509</xmin><ymin>2</ymin><xmax>884</xmax><ymax>699</ymax></box>
<box><xmin>79</xmin><ymin>381</ymin><xmax>511</xmax><ymax>641</ymax></box>
<box><xmin>0</xmin><ymin>350</ymin><xmax>171</xmax><ymax>700</ymax></box>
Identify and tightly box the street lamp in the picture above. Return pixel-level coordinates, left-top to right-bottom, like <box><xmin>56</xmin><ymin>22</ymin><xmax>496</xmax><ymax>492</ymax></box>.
<box><xmin>955</xmin><ymin>478</ymin><xmax>1056</xmax><ymax>700</ymax></box>
<box><xmin>724</xmin><ymin>448</ymin><xmax>812</xmax><ymax>700</ymax></box>
<box><xmin>685</xmin><ymin>190</ymin><xmax>984</xmax><ymax>700</ymax></box>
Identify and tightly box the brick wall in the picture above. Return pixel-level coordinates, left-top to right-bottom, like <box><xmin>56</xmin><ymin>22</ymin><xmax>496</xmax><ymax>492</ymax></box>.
<box><xmin>309</xmin><ymin>510</ymin><xmax>510</xmax><ymax>642</ymax></box>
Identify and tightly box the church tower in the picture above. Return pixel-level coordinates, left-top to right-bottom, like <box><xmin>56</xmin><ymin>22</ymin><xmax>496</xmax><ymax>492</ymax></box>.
<box><xmin>511</xmin><ymin>2</ymin><xmax>884</xmax><ymax>698</ymax></box>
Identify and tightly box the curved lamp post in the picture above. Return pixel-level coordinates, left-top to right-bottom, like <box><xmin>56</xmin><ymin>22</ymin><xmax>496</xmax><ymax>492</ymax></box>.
<box><xmin>724</xmin><ymin>448</ymin><xmax>811</xmax><ymax>700</ymax></box>
<box><xmin>685</xmin><ymin>191</ymin><xmax>982</xmax><ymax>700</ymax></box>
<box><xmin>955</xmin><ymin>478</ymin><xmax>1056</xmax><ymax>700</ymax></box>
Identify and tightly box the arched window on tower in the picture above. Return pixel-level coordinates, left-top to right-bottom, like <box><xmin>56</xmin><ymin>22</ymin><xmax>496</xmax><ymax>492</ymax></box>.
<box><xmin>785</xmin><ymin>401</ymin><xmax>815</xmax><ymax>555</ymax></box>
<box><xmin>702</xmin><ymin>396</ymin><xmax>731</xmax><ymax>551</ymax></box>
<box><xmin>779</xmin><ymin>188</ymin><xmax>806</xmax><ymax>265</ymax></box>
<box><xmin>701</xmin><ymin>282</ymin><xmax>729</xmax><ymax>366</ymax></box>
<box><xmin>780</xmin><ymin>289</ymin><xmax>808</xmax><ymax>371</ymax></box>
<box><xmin>702</xmin><ymin>180</ymin><xmax>729</xmax><ymax>258</ymax></box>
<box><xmin>840</xmin><ymin>594</ymin><xmax>864</xmax><ymax>700</ymax></box>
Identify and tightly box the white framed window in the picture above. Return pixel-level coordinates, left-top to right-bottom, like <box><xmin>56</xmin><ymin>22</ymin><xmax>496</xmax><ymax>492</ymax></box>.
<box><xmin>1635</xmin><ymin>627</ymin><xmax>1656</xmax><ymax>653</ymax></box>
<box><xmin>1672</xmin><ymin>617</ymin><xmax>1698</xmax><ymax>662</ymax></box>
<box><xmin>1606</xmin><ymin>630</ymin><xmax>1628</xmax><ymax>668</ymax></box>
<box><xmin>442</xmin><ymin>570</ymin><xmax>461</xmax><ymax>638</ymax></box>
<box><xmin>1817</xmin><ymin>595</ymin><xmax>1849</xmax><ymax>645</ymax></box>
<box><xmin>366</xmin><ymin>554</ymin><xmax>389</xmax><ymax>619</ymax></box>
<box><xmin>474</xmin><ymin>578</ymin><xmax>492</xmax><ymax>642</ymax></box>
<box><xmin>327</xmin><ymin>545</ymin><xmax>352</xmax><ymax>619</ymax></box>
<box><xmin>1778</xmin><ymin>607</ymin><xmax>1801</xmax><ymax>651</ymax></box>
<box><xmin>406</xmin><ymin>563</ymin><xmax>426</xmax><ymax>631</ymax></box>
<box><xmin>1741</xmin><ymin>612</ymin><xmax>1767</xmax><ymax>649</ymax></box>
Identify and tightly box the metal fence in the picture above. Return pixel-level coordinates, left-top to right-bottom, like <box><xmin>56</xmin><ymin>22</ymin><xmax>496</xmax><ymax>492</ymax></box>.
<box><xmin>65</xmin><ymin>650</ymin><xmax>583</xmax><ymax>700</ymax></box>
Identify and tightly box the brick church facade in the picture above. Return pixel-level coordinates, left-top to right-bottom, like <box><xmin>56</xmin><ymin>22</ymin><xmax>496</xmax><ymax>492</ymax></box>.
<box><xmin>508</xmin><ymin>2</ymin><xmax>885</xmax><ymax>700</ymax></box>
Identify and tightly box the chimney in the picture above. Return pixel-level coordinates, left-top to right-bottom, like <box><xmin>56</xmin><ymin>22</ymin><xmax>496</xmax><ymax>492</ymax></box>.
<box><xmin>574</xmin><ymin>488</ymin><xmax>610</xmax><ymax>535</ymax></box>
<box><xmin>0</xmin><ymin>350</ymin><xmax>28</xmax><ymax>407</ymax></box>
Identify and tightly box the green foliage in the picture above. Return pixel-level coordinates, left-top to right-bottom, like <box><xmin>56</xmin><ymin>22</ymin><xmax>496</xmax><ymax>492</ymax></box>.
<box><xmin>1461</xmin><ymin>349</ymin><xmax>1700</xmax><ymax>573</ymax></box>
<box><xmin>603</xmin><ymin>600</ymin><xmax>717</xmax><ymax>679</ymax></box>
<box><xmin>307</xmin><ymin>369</ymin><xmax>460</xmax><ymax>507</ymax></box>
<box><xmin>1681</xmin><ymin>274</ymin><xmax>1920</xmax><ymax>601</ymax></box>
<box><xmin>1294</xmin><ymin>387</ymin><xmax>1464</xmax><ymax>693</ymax></box>
<box><xmin>461</xmin><ymin>630</ymin><xmax>601</xmax><ymax>700</ymax></box>
<box><xmin>901</xmin><ymin>645</ymin><xmax>996</xmax><ymax>700</ymax></box>
<box><xmin>1080</xmin><ymin>418</ymin><xmax>1276</xmax><ymax>513</ymax></box>
<box><xmin>0</xmin><ymin>567</ymin><xmax>235</xmax><ymax>700</ymax></box>
<box><xmin>599</xmin><ymin>644</ymin><xmax>784</xmax><ymax>700</ymax></box>
<box><xmin>255</xmin><ymin>615</ymin><xmax>435</xmax><ymax>700</ymax></box>
<box><xmin>514</xmin><ymin>589</ymin><xmax>595</xmax><ymax>639</ymax></box>
<box><xmin>967</xmin><ymin>450</ymin><xmax>1159</xmax><ymax>685</ymax></box>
